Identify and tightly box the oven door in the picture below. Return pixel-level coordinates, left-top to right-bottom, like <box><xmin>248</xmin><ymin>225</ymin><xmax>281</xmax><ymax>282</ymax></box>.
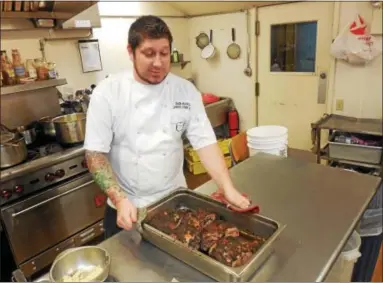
<box><xmin>1</xmin><ymin>173</ymin><xmax>106</xmax><ymax>265</ymax></box>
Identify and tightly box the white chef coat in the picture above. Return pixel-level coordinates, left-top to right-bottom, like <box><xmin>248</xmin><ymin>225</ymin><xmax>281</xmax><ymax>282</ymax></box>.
<box><xmin>84</xmin><ymin>70</ymin><xmax>217</xmax><ymax>208</ymax></box>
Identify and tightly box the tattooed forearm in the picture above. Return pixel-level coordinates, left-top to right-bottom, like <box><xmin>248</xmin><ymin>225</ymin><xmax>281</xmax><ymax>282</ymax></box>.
<box><xmin>85</xmin><ymin>150</ymin><xmax>126</xmax><ymax>206</ymax></box>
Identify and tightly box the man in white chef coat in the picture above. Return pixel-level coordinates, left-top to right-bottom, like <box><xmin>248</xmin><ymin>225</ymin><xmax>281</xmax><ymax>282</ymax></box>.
<box><xmin>84</xmin><ymin>15</ymin><xmax>250</xmax><ymax>239</ymax></box>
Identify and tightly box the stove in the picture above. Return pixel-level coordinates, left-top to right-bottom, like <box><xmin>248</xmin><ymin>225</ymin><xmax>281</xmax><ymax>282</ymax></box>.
<box><xmin>0</xmin><ymin>140</ymin><xmax>87</xmax><ymax>207</ymax></box>
<box><xmin>0</xmin><ymin>138</ymin><xmax>106</xmax><ymax>281</ymax></box>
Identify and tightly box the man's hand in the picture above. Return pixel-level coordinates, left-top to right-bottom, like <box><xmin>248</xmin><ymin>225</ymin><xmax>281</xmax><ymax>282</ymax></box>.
<box><xmin>222</xmin><ymin>186</ymin><xmax>250</xmax><ymax>209</ymax></box>
<box><xmin>116</xmin><ymin>197</ymin><xmax>137</xmax><ymax>230</ymax></box>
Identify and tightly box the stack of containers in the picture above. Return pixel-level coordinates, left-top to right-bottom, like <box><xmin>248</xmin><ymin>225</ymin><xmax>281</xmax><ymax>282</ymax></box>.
<box><xmin>246</xmin><ymin>125</ymin><xmax>288</xmax><ymax>157</ymax></box>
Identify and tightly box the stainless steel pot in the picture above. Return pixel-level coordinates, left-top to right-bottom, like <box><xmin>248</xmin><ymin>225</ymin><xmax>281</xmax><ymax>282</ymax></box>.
<box><xmin>0</xmin><ymin>133</ymin><xmax>28</xmax><ymax>169</ymax></box>
<box><xmin>49</xmin><ymin>246</ymin><xmax>111</xmax><ymax>282</ymax></box>
<box><xmin>16</xmin><ymin>124</ymin><xmax>37</xmax><ymax>145</ymax></box>
<box><xmin>52</xmin><ymin>113</ymin><xmax>86</xmax><ymax>144</ymax></box>
<box><xmin>38</xmin><ymin>116</ymin><xmax>56</xmax><ymax>138</ymax></box>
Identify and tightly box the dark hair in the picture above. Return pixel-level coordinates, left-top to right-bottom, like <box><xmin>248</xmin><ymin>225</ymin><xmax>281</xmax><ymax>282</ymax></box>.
<box><xmin>128</xmin><ymin>15</ymin><xmax>173</xmax><ymax>52</ymax></box>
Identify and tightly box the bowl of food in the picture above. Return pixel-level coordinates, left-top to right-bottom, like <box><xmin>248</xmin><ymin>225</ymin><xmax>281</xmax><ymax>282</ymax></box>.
<box><xmin>49</xmin><ymin>246</ymin><xmax>111</xmax><ymax>282</ymax></box>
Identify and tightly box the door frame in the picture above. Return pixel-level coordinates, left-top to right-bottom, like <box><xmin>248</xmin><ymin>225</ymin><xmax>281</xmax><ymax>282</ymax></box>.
<box><xmin>254</xmin><ymin>1</ymin><xmax>341</xmax><ymax>127</ymax></box>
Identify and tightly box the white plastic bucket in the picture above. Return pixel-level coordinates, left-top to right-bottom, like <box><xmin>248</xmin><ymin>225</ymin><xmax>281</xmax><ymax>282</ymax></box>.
<box><xmin>325</xmin><ymin>230</ymin><xmax>362</xmax><ymax>282</ymax></box>
<box><xmin>248</xmin><ymin>141</ymin><xmax>287</xmax><ymax>150</ymax></box>
<box><xmin>247</xmin><ymin>125</ymin><xmax>288</xmax><ymax>141</ymax></box>
<box><xmin>248</xmin><ymin>144</ymin><xmax>288</xmax><ymax>157</ymax></box>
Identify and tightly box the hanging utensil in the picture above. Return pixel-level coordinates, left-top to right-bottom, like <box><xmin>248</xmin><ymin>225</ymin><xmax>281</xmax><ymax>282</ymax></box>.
<box><xmin>201</xmin><ymin>30</ymin><xmax>216</xmax><ymax>60</ymax></box>
<box><xmin>244</xmin><ymin>10</ymin><xmax>253</xmax><ymax>77</ymax></box>
<box><xmin>227</xmin><ymin>28</ymin><xmax>241</xmax><ymax>59</ymax></box>
<box><xmin>195</xmin><ymin>32</ymin><xmax>210</xmax><ymax>50</ymax></box>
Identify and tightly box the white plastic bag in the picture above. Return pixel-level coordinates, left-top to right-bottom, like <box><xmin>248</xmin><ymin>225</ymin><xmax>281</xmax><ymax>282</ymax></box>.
<box><xmin>331</xmin><ymin>14</ymin><xmax>382</xmax><ymax>65</ymax></box>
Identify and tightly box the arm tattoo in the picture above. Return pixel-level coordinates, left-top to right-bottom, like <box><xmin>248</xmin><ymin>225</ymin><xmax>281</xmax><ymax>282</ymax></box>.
<box><xmin>85</xmin><ymin>150</ymin><xmax>126</xmax><ymax>206</ymax></box>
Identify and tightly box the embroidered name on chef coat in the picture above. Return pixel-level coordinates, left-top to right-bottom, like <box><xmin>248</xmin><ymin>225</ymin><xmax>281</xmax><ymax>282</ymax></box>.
<box><xmin>173</xmin><ymin>101</ymin><xmax>191</xmax><ymax>110</ymax></box>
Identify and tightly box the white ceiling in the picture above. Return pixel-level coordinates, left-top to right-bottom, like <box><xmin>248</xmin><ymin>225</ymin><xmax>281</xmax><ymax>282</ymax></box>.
<box><xmin>168</xmin><ymin>1</ymin><xmax>284</xmax><ymax>16</ymax></box>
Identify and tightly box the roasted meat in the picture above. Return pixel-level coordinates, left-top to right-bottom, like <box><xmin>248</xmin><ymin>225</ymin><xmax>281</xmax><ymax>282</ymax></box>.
<box><xmin>172</xmin><ymin>211</ymin><xmax>202</xmax><ymax>249</ymax></box>
<box><xmin>195</xmin><ymin>209</ymin><xmax>217</xmax><ymax>227</ymax></box>
<box><xmin>209</xmin><ymin>236</ymin><xmax>257</xmax><ymax>267</ymax></box>
<box><xmin>147</xmin><ymin>207</ymin><xmax>265</xmax><ymax>268</ymax></box>
<box><xmin>200</xmin><ymin>220</ymin><xmax>240</xmax><ymax>251</ymax></box>
<box><xmin>148</xmin><ymin>209</ymin><xmax>186</xmax><ymax>235</ymax></box>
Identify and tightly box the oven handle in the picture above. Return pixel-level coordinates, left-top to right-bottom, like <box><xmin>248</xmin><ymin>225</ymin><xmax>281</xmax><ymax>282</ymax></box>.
<box><xmin>11</xmin><ymin>180</ymin><xmax>95</xmax><ymax>218</ymax></box>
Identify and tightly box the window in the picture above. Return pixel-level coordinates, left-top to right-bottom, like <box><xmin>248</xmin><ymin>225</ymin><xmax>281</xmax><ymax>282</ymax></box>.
<box><xmin>270</xmin><ymin>21</ymin><xmax>318</xmax><ymax>72</ymax></box>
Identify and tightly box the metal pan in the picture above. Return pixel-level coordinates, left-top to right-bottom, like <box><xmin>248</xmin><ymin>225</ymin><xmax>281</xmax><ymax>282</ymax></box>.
<box><xmin>136</xmin><ymin>188</ymin><xmax>285</xmax><ymax>282</ymax></box>
<box><xmin>195</xmin><ymin>32</ymin><xmax>210</xmax><ymax>49</ymax></box>
<box><xmin>201</xmin><ymin>30</ymin><xmax>216</xmax><ymax>59</ymax></box>
<box><xmin>227</xmin><ymin>28</ymin><xmax>241</xmax><ymax>59</ymax></box>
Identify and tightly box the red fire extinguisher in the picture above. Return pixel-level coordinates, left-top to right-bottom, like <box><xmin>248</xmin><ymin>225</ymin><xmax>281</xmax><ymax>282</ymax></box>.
<box><xmin>228</xmin><ymin>108</ymin><xmax>239</xmax><ymax>137</ymax></box>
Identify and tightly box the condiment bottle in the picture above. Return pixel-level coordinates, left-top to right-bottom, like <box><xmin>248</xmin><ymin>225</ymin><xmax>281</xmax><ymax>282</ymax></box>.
<box><xmin>12</xmin><ymin>49</ymin><xmax>26</xmax><ymax>82</ymax></box>
<box><xmin>172</xmin><ymin>48</ymin><xmax>180</xmax><ymax>63</ymax></box>
<box><xmin>34</xmin><ymin>58</ymin><xmax>48</xmax><ymax>80</ymax></box>
<box><xmin>47</xmin><ymin>62</ymin><xmax>57</xmax><ymax>79</ymax></box>
<box><xmin>1</xmin><ymin>50</ymin><xmax>16</xmax><ymax>86</ymax></box>
<box><xmin>25</xmin><ymin>59</ymin><xmax>37</xmax><ymax>80</ymax></box>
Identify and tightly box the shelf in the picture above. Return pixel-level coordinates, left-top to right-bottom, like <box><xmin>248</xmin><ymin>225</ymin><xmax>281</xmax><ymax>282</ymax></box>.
<box><xmin>1</xmin><ymin>78</ymin><xmax>68</xmax><ymax>96</ymax></box>
<box><xmin>0</xmin><ymin>11</ymin><xmax>73</xmax><ymax>20</ymax></box>
<box><xmin>316</xmin><ymin>114</ymin><xmax>382</xmax><ymax>136</ymax></box>
<box><xmin>320</xmin><ymin>145</ymin><xmax>382</xmax><ymax>169</ymax></box>
<box><xmin>171</xmin><ymin>61</ymin><xmax>190</xmax><ymax>69</ymax></box>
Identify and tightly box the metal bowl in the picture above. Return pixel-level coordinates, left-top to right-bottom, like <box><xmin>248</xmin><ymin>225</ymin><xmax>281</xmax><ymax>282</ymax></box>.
<box><xmin>49</xmin><ymin>247</ymin><xmax>111</xmax><ymax>282</ymax></box>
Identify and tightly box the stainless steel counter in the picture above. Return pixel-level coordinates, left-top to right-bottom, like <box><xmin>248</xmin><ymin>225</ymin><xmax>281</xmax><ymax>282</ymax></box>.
<box><xmin>34</xmin><ymin>153</ymin><xmax>381</xmax><ymax>282</ymax></box>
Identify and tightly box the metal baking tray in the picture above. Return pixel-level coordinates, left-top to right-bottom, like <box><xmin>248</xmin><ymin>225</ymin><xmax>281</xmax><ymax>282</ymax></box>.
<box><xmin>140</xmin><ymin>188</ymin><xmax>285</xmax><ymax>282</ymax></box>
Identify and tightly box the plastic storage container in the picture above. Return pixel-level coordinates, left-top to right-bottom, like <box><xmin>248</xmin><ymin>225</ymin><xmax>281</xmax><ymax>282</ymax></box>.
<box><xmin>325</xmin><ymin>230</ymin><xmax>362</xmax><ymax>282</ymax></box>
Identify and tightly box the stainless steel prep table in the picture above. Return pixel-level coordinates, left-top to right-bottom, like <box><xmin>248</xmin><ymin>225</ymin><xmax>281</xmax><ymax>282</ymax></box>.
<box><xmin>33</xmin><ymin>153</ymin><xmax>381</xmax><ymax>282</ymax></box>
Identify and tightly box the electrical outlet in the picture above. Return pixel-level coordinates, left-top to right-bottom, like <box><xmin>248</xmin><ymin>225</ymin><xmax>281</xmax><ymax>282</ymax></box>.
<box><xmin>336</xmin><ymin>99</ymin><xmax>344</xmax><ymax>111</ymax></box>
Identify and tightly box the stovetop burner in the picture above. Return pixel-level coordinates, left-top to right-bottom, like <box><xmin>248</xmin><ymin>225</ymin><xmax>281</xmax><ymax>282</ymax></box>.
<box><xmin>27</xmin><ymin>143</ymin><xmax>64</xmax><ymax>161</ymax></box>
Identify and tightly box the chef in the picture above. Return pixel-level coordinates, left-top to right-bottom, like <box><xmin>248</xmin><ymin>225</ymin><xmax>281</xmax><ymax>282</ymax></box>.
<box><xmin>84</xmin><ymin>15</ymin><xmax>250</xmax><ymax>239</ymax></box>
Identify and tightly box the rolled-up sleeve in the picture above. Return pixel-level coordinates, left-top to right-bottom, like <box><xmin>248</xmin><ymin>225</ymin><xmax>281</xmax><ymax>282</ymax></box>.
<box><xmin>185</xmin><ymin>83</ymin><xmax>217</xmax><ymax>150</ymax></box>
<box><xmin>84</xmin><ymin>82</ymin><xmax>113</xmax><ymax>153</ymax></box>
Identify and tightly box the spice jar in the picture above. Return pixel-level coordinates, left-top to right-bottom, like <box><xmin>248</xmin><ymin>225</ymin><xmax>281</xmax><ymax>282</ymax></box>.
<box><xmin>34</xmin><ymin>58</ymin><xmax>48</xmax><ymax>80</ymax></box>
<box><xmin>1</xmin><ymin>50</ymin><xmax>16</xmax><ymax>86</ymax></box>
<box><xmin>26</xmin><ymin>59</ymin><xmax>37</xmax><ymax>80</ymax></box>
<box><xmin>47</xmin><ymin>62</ymin><xmax>57</xmax><ymax>79</ymax></box>
<box><xmin>12</xmin><ymin>49</ymin><xmax>26</xmax><ymax>82</ymax></box>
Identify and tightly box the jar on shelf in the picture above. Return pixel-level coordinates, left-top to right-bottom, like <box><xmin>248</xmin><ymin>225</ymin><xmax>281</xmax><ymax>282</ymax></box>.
<box><xmin>47</xmin><ymin>62</ymin><xmax>57</xmax><ymax>79</ymax></box>
<box><xmin>12</xmin><ymin>49</ymin><xmax>26</xmax><ymax>82</ymax></box>
<box><xmin>34</xmin><ymin>58</ymin><xmax>48</xmax><ymax>80</ymax></box>
<box><xmin>25</xmin><ymin>59</ymin><xmax>37</xmax><ymax>80</ymax></box>
<box><xmin>1</xmin><ymin>50</ymin><xmax>16</xmax><ymax>86</ymax></box>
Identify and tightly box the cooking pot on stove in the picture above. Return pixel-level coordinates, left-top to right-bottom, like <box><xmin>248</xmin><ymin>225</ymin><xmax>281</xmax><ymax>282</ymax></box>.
<box><xmin>0</xmin><ymin>130</ymin><xmax>28</xmax><ymax>169</ymax></box>
<box><xmin>38</xmin><ymin>116</ymin><xmax>56</xmax><ymax>138</ymax></box>
<box><xmin>52</xmin><ymin>113</ymin><xmax>86</xmax><ymax>144</ymax></box>
<box><xmin>16</xmin><ymin>123</ymin><xmax>38</xmax><ymax>145</ymax></box>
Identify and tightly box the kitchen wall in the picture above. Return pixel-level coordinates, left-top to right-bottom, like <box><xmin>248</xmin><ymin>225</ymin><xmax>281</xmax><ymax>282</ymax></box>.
<box><xmin>1</xmin><ymin>1</ymin><xmax>381</xmax><ymax>123</ymax></box>
<box><xmin>332</xmin><ymin>1</ymin><xmax>382</xmax><ymax>119</ymax></box>
<box><xmin>1</xmin><ymin>2</ymin><xmax>191</xmax><ymax>97</ymax></box>
<box><xmin>188</xmin><ymin>11</ymin><xmax>257</xmax><ymax>132</ymax></box>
